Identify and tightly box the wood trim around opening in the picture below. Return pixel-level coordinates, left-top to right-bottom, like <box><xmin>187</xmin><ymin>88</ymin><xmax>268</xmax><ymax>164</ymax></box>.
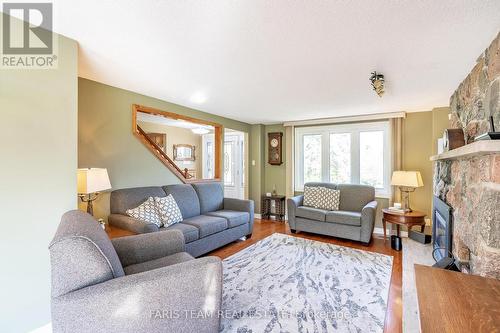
<box><xmin>132</xmin><ymin>104</ymin><xmax>223</xmax><ymax>183</ymax></box>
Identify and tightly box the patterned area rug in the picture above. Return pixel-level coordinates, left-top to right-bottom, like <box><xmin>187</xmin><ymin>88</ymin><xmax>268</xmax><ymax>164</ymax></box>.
<box><xmin>221</xmin><ymin>233</ymin><xmax>393</xmax><ymax>333</ymax></box>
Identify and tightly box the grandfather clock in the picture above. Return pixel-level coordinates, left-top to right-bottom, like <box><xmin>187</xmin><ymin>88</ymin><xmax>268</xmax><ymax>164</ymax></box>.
<box><xmin>268</xmin><ymin>132</ymin><xmax>283</xmax><ymax>165</ymax></box>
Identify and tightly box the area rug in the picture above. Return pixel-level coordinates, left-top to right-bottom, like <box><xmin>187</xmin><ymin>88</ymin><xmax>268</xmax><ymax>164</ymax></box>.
<box><xmin>221</xmin><ymin>233</ymin><xmax>393</xmax><ymax>333</ymax></box>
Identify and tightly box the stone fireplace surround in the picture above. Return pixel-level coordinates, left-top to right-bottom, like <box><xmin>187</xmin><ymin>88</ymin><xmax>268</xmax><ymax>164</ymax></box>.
<box><xmin>432</xmin><ymin>32</ymin><xmax>500</xmax><ymax>279</ymax></box>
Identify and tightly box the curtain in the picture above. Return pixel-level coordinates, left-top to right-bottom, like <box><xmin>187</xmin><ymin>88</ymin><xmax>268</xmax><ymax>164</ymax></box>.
<box><xmin>390</xmin><ymin>117</ymin><xmax>404</xmax><ymax>205</ymax></box>
<box><xmin>285</xmin><ymin>125</ymin><xmax>294</xmax><ymax>198</ymax></box>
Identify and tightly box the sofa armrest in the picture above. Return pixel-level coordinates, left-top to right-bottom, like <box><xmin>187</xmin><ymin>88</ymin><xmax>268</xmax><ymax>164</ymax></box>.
<box><xmin>108</xmin><ymin>214</ymin><xmax>159</xmax><ymax>234</ymax></box>
<box><xmin>286</xmin><ymin>195</ymin><xmax>303</xmax><ymax>230</ymax></box>
<box><xmin>360</xmin><ymin>200</ymin><xmax>378</xmax><ymax>243</ymax></box>
<box><xmin>51</xmin><ymin>256</ymin><xmax>222</xmax><ymax>333</ymax></box>
<box><xmin>223</xmin><ymin>198</ymin><xmax>255</xmax><ymax>234</ymax></box>
<box><xmin>111</xmin><ymin>230</ymin><xmax>185</xmax><ymax>267</ymax></box>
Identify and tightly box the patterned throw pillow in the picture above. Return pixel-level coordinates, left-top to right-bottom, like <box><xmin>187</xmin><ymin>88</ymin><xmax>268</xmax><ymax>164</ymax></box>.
<box><xmin>154</xmin><ymin>195</ymin><xmax>183</xmax><ymax>227</ymax></box>
<box><xmin>317</xmin><ymin>187</ymin><xmax>340</xmax><ymax>211</ymax></box>
<box><xmin>126</xmin><ymin>197</ymin><xmax>163</xmax><ymax>227</ymax></box>
<box><xmin>303</xmin><ymin>186</ymin><xmax>322</xmax><ymax>207</ymax></box>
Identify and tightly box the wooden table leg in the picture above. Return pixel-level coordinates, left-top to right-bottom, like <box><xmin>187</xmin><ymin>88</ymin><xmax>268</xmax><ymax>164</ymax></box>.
<box><xmin>421</xmin><ymin>223</ymin><xmax>425</xmax><ymax>232</ymax></box>
<box><xmin>396</xmin><ymin>224</ymin><xmax>400</xmax><ymax>237</ymax></box>
<box><xmin>382</xmin><ymin>219</ymin><xmax>386</xmax><ymax>241</ymax></box>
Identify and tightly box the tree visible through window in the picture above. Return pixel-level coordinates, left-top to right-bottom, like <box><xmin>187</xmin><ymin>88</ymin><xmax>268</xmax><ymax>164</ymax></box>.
<box><xmin>330</xmin><ymin>133</ymin><xmax>351</xmax><ymax>184</ymax></box>
<box><xmin>303</xmin><ymin>134</ymin><xmax>322</xmax><ymax>183</ymax></box>
<box><xmin>295</xmin><ymin>122</ymin><xmax>390</xmax><ymax>195</ymax></box>
<box><xmin>360</xmin><ymin>131</ymin><xmax>384</xmax><ymax>188</ymax></box>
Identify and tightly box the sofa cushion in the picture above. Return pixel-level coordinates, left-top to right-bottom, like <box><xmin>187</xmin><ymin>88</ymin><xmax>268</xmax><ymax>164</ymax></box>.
<box><xmin>206</xmin><ymin>210</ymin><xmax>249</xmax><ymax>228</ymax></box>
<box><xmin>163</xmin><ymin>223</ymin><xmax>199</xmax><ymax>243</ymax></box>
<box><xmin>110</xmin><ymin>186</ymin><xmax>166</xmax><ymax>215</ymax></box>
<box><xmin>296</xmin><ymin>206</ymin><xmax>327</xmax><ymax>221</ymax></box>
<box><xmin>126</xmin><ymin>197</ymin><xmax>163</xmax><ymax>227</ymax></box>
<box><xmin>49</xmin><ymin>211</ymin><xmax>125</xmax><ymax>297</ymax></box>
<box><xmin>192</xmin><ymin>182</ymin><xmax>224</xmax><ymax>214</ymax></box>
<box><xmin>163</xmin><ymin>184</ymin><xmax>201</xmax><ymax>219</ymax></box>
<box><xmin>325</xmin><ymin>210</ymin><xmax>362</xmax><ymax>226</ymax></box>
<box><xmin>123</xmin><ymin>252</ymin><xmax>194</xmax><ymax>275</ymax></box>
<box><xmin>319</xmin><ymin>187</ymin><xmax>340</xmax><ymax>211</ymax></box>
<box><xmin>155</xmin><ymin>195</ymin><xmax>183</xmax><ymax>227</ymax></box>
<box><xmin>337</xmin><ymin>184</ymin><xmax>375</xmax><ymax>212</ymax></box>
<box><xmin>182</xmin><ymin>215</ymin><xmax>228</xmax><ymax>238</ymax></box>
<box><xmin>303</xmin><ymin>186</ymin><xmax>322</xmax><ymax>208</ymax></box>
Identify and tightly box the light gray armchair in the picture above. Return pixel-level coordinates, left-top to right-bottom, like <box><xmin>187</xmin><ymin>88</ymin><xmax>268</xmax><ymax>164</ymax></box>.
<box><xmin>49</xmin><ymin>210</ymin><xmax>222</xmax><ymax>333</ymax></box>
<box><xmin>287</xmin><ymin>182</ymin><xmax>378</xmax><ymax>244</ymax></box>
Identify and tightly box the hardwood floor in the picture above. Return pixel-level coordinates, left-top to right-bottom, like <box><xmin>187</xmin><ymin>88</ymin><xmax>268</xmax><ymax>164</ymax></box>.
<box><xmin>107</xmin><ymin>218</ymin><xmax>402</xmax><ymax>332</ymax></box>
<box><xmin>207</xmin><ymin>219</ymin><xmax>402</xmax><ymax>333</ymax></box>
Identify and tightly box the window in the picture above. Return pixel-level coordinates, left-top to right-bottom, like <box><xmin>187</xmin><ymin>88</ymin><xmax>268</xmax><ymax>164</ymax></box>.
<box><xmin>295</xmin><ymin>121</ymin><xmax>390</xmax><ymax>196</ymax></box>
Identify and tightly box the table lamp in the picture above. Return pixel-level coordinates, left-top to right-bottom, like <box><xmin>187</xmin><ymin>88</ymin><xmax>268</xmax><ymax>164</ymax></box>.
<box><xmin>391</xmin><ymin>171</ymin><xmax>423</xmax><ymax>213</ymax></box>
<box><xmin>77</xmin><ymin>168</ymin><xmax>111</xmax><ymax>216</ymax></box>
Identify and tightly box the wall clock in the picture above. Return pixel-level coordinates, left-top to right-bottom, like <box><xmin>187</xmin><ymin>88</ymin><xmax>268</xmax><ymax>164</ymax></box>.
<box><xmin>268</xmin><ymin>132</ymin><xmax>283</xmax><ymax>165</ymax></box>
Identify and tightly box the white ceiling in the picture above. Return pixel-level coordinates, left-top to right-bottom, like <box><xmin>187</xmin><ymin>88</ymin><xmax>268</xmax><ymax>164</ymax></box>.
<box><xmin>53</xmin><ymin>1</ymin><xmax>500</xmax><ymax>124</ymax></box>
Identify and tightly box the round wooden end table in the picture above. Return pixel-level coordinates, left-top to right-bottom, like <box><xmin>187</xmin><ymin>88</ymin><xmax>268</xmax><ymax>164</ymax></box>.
<box><xmin>381</xmin><ymin>208</ymin><xmax>426</xmax><ymax>241</ymax></box>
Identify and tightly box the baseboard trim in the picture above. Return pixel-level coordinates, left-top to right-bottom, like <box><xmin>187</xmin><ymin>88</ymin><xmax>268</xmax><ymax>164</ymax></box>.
<box><xmin>373</xmin><ymin>227</ymin><xmax>408</xmax><ymax>238</ymax></box>
<box><xmin>255</xmin><ymin>213</ymin><xmax>262</xmax><ymax>219</ymax></box>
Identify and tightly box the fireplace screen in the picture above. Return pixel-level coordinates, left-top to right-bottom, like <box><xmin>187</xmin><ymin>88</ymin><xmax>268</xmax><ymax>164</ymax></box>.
<box><xmin>432</xmin><ymin>196</ymin><xmax>452</xmax><ymax>261</ymax></box>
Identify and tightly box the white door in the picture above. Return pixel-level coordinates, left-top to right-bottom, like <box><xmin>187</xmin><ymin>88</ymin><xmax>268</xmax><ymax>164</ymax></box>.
<box><xmin>224</xmin><ymin>132</ymin><xmax>245</xmax><ymax>199</ymax></box>
<box><xmin>202</xmin><ymin>134</ymin><xmax>214</xmax><ymax>179</ymax></box>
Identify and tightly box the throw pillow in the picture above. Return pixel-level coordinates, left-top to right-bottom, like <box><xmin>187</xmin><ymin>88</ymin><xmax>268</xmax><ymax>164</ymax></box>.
<box><xmin>154</xmin><ymin>195</ymin><xmax>183</xmax><ymax>227</ymax></box>
<box><xmin>317</xmin><ymin>187</ymin><xmax>340</xmax><ymax>211</ymax></box>
<box><xmin>303</xmin><ymin>186</ymin><xmax>322</xmax><ymax>207</ymax></box>
<box><xmin>126</xmin><ymin>197</ymin><xmax>163</xmax><ymax>227</ymax></box>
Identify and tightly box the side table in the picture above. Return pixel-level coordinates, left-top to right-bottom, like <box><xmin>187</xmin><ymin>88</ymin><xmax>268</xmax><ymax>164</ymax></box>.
<box><xmin>382</xmin><ymin>208</ymin><xmax>426</xmax><ymax>240</ymax></box>
<box><xmin>261</xmin><ymin>195</ymin><xmax>286</xmax><ymax>221</ymax></box>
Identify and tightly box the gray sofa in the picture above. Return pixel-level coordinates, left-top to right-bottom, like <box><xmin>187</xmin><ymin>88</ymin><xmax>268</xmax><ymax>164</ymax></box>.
<box><xmin>49</xmin><ymin>210</ymin><xmax>222</xmax><ymax>333</ymax></box>
<box><xmin>287</xmin><ymin>182</ymin><xmax>378</xmax><ymax>244</ymax></box>
<box><xmin>109</xmin><ymin>182</ymin><xmax>254</xmax><ymax>257</ymax></box>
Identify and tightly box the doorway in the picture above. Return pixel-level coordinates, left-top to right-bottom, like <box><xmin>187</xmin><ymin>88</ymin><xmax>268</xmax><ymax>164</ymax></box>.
<box><xmin>223</xmin><ymin>129</ymin><xmax>247</xmax><ymax>199</ymax></box>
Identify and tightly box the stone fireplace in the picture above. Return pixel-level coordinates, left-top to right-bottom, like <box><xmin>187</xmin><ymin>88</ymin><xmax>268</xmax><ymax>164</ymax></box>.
<box><xmin>433</xmin><ymin>32</ymin><xmax>500</xmax><ymax>279</ymax></box>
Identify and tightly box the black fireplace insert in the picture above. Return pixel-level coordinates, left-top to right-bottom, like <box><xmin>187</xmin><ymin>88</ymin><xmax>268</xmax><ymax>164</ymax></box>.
<box><xmin>432</xmin><ymin>196</ymin><xmax>453</xmax><ymax>261</ymax></box>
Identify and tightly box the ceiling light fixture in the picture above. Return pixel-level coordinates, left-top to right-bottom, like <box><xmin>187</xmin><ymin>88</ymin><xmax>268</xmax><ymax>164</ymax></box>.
<box><xmin>192</xmin><ymin>128</ymin><xmax>210</xmax><ymax>135</ymax></box>
<box><xmin>190</xmin><ymin>91</ymin><xmax>207</xmax><ymax>104</ymax></box>
<box><xmin>369</xmin><ymin>71</ymin><xmax>385</xmax><ymax>97</ymax></box>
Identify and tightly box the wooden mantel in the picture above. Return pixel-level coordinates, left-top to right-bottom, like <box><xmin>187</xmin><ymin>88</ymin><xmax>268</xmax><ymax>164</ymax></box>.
<box><xmin>415</xmin><ymin>264</ymin><xmax>500</xmax><ymax>333</ymax></box>
<box><xmin>430</xmin><ymin>140</ymin><xmax>500</xmax><ymax>161</ymax></box>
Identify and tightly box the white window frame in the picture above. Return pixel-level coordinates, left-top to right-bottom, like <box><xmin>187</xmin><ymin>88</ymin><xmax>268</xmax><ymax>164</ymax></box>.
<box><xmin>294</xmin><ymin>121</ymin><xmax>391</xmax><ymax>196</ymax></box>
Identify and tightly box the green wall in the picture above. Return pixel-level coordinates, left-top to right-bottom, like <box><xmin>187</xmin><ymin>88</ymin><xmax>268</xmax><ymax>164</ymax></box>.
<box><xmin>249</xmin><ymin>124</ymin><xmax>266</xmax><ymax>212</ymax></box>
<box><xmin>0</xmin><ymin>17</ymin><xmax>78</xmax><ymax>332</ymax></box>
<box><xmin>403</xmin><ymin>108</ymin><xmax>450</xmax><ymax>219</ymax></box>
<box><xmin>264</xmin><ymin>124</ymin><xmax>287</xmax><ymax>195</ymax></box>
<box><xmin>78</xmin><ymin>78</ymin><xmax>252</xmax><ymax>218</ymax></box>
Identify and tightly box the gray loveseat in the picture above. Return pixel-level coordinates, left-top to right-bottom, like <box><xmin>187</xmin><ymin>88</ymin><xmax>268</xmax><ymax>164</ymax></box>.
<box><xmin>287</xmin><ymin>182</ymin><xmax>378</xmax><ymax>244</ymax></box>
<box><xmin>109</xmin><ymin>182</ymin><xmax>254</xmax><ymax>257</ymax></box>
<box><xmin>49</xmin><ymin>210</ymin><xmax>222</xmax><ymax>333</ymax></box>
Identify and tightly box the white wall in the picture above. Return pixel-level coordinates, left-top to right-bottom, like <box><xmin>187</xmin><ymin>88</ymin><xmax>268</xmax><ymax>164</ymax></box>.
<box><xmin>0</xmin><ymin>15</ymin><xmax>78</xmax><ymax>332</ymax></box>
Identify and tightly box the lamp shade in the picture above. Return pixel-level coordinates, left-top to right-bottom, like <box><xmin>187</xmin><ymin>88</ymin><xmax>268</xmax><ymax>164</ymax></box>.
<box><xmin>391</xmin><ymin>171</ymin><xmax>423</xmax><ymax>188</ymax></box>
<box><xmin>77</xmin><ymin>168</ymin><xmax>111</xmax><ymax>194</ymax></box>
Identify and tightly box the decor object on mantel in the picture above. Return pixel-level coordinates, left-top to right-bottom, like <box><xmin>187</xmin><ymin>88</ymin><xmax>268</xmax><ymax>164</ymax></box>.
<box><xmin>474</xmin><ymin>116</ymin><xmax>500</xmax><ymax>141</ymax></box>
<box><xmin>391</xmin><ymin>171</ymin><xmax>423</xmax><ymax>212</ymax></box>
<box><xmin>77</xmin><ymin>168</ymin><xmax>112</xmax><ymax>216</ymax></box>
<box><xmin>369</xmin><ymin>71</ymin><xmax>385</xmax><ymax>97</ymax></box>
<box><xmin>443</xmin><ymin>128</ymin><xmax>465</xmax><ymax>151</ymax></box>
